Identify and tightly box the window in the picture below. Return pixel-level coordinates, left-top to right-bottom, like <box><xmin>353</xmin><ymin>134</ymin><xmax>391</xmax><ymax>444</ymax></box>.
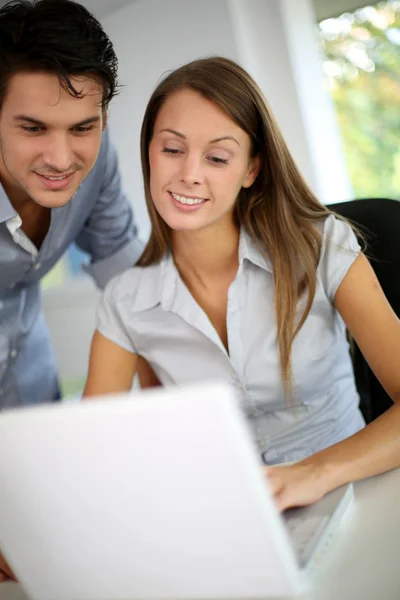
<box><xmin>318</xmin><ymin>1</ymin><xmax>400</xmax><ymax>199</ymax></box>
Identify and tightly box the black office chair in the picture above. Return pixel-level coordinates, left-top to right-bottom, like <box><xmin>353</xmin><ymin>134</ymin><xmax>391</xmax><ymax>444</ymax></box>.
<box><xmin>327</xmin><ymin>198</ymin><xmax>400</xmax><ymax>423</ymax></box>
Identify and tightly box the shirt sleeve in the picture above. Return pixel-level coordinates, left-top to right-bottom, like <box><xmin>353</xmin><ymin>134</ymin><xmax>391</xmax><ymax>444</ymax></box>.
<box><xmin>76</xmin><ymin>128</ymin><xmax>144</xmax><ymax>289</ymax></box>
<box><xmin>95</xmin><ymin>276</ymin><xmax>137</xmax><ymax>354</ymax></box>
<box><xmin>319</xmin><ymin>214</ymin><xmax>361</xmax><ymax>302</ymax></box>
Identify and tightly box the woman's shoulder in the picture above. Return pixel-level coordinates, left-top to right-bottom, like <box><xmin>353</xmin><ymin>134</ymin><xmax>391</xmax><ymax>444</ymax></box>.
<box><xmin>102</xmin><ymin>262</ymin><xmax>163</xmax><ymax>313</ymax></box>
<box><xmin>317</xmin><ymin>212</ymin><xmax>361</xmax><ymax>301</ymax></box>
<box><xmin>319</xmin><ymin>212</ymin><xmax>360</xmax><ymax>253</ymax></box>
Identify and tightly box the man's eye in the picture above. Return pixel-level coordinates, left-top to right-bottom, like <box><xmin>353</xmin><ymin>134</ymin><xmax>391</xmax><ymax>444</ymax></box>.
<box><xmin>22</xmin><ymin>126</ymin><xmax>42</xmax><ymax>133</ymax></box>
<box><xmin>74</xmin><ymin>126</ymin><xmax>93</xmax><ymax>133</ymax></box>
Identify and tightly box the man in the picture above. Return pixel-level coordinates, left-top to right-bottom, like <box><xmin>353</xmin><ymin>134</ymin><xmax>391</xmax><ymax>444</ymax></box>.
<box><xmin>0</xmin><ymin>0</ymin><xmax>144</xmax><ymax>410</ymax></box>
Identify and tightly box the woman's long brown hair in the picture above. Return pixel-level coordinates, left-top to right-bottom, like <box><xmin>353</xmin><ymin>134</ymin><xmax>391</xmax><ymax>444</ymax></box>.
<box><xmin>138</xmin><ymin>56</ymin><xmax>338</xmax><ymax>394</ymax></box>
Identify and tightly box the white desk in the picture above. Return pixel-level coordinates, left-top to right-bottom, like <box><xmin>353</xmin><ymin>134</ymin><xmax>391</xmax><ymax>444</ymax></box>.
<box><xmin>1</xmin><ymin>468</ymin><xmax>399</xmax><ymax>600</ymax></box>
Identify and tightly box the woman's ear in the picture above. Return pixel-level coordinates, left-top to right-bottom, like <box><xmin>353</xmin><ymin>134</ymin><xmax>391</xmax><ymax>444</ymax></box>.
<box><xmin>242</xmin><ymin>155</ymin><xmax>261</xmax><ymax>188</ymax></box>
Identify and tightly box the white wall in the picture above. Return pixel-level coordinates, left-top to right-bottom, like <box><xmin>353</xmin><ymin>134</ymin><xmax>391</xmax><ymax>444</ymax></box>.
<box><xmin>228</xmin><ymin>0</ymin><xmax>318</xmax><ymax>191</ymax></box>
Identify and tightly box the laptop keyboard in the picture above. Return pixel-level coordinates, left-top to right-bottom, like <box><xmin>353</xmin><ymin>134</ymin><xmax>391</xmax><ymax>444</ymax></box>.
<box><xmin>284</xmin><ymin>514</ymin><xmax>329</xmax><ymax>567</ymax></box>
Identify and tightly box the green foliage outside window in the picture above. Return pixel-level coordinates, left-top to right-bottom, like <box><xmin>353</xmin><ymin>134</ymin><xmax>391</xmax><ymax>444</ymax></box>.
<box><xmin>318</xmin><ymin>1</ymin><xmax>400</xmax><ymax>199</ymax></box>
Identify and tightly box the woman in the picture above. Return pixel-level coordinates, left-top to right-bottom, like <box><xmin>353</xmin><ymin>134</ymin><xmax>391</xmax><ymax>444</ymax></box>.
<box><xmin>84</xmin><ymin>57</ymin><xmax>400</xmax><ymax>510</ymax></box>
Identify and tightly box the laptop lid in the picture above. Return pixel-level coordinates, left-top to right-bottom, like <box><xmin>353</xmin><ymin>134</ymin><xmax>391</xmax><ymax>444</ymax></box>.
<box><xmin>0</xmin><ymin>382</ymin><xmax>306</xmax><ymax>599</ymax></box>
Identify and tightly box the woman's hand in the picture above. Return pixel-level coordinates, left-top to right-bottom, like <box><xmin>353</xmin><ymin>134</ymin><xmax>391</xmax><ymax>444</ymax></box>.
<box><xmin>264</xmin><ymin>461</ymin><xmax>332</xmax><ymax>512</ymax></box>
<box><xmin>0</xmin><ymin>552</ymin><xmax>16</xmax><ymax>583</ymax></box>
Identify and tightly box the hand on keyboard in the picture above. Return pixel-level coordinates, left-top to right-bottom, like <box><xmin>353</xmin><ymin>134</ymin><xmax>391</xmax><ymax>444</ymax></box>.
<box><xmin>263</xmin><ymin>461</ymin><xmax>330</xmax><ymax>511</ymax></box>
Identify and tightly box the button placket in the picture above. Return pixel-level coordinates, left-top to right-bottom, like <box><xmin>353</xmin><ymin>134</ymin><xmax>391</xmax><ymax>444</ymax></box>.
<box><xmin>226</xmin><ymin>268</ymin><xmax>258</xmax><ymax>415</ymax></box>
<box><xmin>227</xmin><ymin>281</ymin><xmax>243</xmax><ymax>386</ymax></box>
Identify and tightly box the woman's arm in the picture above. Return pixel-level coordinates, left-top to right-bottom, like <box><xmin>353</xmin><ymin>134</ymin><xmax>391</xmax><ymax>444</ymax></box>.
<box><xmin>83</xmin><ymin>331</ymin><xmax>138</xmax><ymax>398</ymax></box>
<box><xmin>267</xmin><ymin>253</ymin><xmax>400</xmax><ymax>510</ymax></box>
<box><xmin>137</xmin><ymin>357</ymin><xmax>162</xmax><ymax>389</ymax></box>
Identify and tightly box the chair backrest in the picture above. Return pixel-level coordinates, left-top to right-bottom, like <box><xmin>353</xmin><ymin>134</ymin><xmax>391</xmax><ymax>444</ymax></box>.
<box><xmin>327</xmin><ymin>198</ymin><xmax>400</xmax><ymax>423</ymax></box>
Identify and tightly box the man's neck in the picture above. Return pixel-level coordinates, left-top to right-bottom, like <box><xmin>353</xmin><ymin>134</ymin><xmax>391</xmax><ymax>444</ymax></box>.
<box><xmin>0</xmin><ymin>170</ymin><xmax>51</xmax><ymax>250</ymax></box>
<box><xmin>16</xmin><ymin>201</ymin><xmax>51</xmax><ymax>251</ymax></box>
<box><xmin>0</xmin><ymin>160</ymin><xmax>32</xmax><ymax>213</ymax></box>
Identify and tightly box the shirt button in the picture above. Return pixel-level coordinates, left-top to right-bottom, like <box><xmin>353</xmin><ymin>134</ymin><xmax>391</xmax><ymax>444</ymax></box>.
<box><xmin>10</xmin><ymin>349</ymin><xmax>17</xmax><ymax>359</ymax></box>
<box><xmin>34</xmin><ymin>262</ymin><xmax>41</xmax><ymax>270</ymax></box>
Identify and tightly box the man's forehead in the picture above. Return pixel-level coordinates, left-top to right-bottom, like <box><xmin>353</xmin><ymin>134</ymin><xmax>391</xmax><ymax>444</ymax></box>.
<box><xmin>5</xmin><ymin>72</ymin><xmax>104</xmax><ymax>112</ymax></box>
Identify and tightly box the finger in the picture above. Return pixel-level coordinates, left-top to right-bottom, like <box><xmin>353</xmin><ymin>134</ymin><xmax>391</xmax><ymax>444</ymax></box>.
<box><xmin>269</xmin><ymin>480</ymin><xmax>284</xmax><ymax>498</ymax></box>
<box><xmin>0</xmin><ymin>571</ymin><xmax>9</xmax><ymax>583</ymax></box>
<box><xmin>275</xmin><ymin>490</ymin><xmax>292</xmax><ymax>512</ymax></box>
<box><xmin>264</xmin><ymin>469</ymin><xmax>285</xmax><ymax>495</ymax></box>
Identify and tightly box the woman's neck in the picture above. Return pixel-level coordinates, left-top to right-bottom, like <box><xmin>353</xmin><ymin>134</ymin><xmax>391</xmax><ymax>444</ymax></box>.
<box><xmin>172</xmin><ymin>220</ymin><xmax>240</xmax><ymax>290</ymax></box>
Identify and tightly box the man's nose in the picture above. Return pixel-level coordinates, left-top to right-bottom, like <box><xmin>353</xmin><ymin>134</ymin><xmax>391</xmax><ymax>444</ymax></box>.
<box><xmin>42</xmin><ymin>133</ymin><xmax>75</xmax><ymax>173</ymax></box>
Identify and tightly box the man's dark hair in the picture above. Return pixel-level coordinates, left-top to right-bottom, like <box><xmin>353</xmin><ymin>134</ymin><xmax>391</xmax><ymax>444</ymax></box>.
<box><xmin>0</xmin><ymin>0</ymin><xmax>119</xmax><ymax>110</ymax></box>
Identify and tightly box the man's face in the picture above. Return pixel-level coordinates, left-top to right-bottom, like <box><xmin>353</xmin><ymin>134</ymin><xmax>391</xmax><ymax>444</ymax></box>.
<box><xmin>0</xmin><ymin>71</ymin><xmax>105</xmax><ymax>209</ymax></box>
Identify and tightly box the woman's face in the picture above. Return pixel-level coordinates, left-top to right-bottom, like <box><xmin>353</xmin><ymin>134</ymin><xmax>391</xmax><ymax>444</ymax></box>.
<box><xmin>148</xmin><ymin>88</ymin><xmax>259</xmax><ymax>233</ymax></box>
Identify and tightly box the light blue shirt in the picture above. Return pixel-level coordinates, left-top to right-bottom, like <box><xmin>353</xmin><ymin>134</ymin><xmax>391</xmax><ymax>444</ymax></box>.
<box><xmin>97</xmin><ymin>215</ymin><xmax>365</xmax><ymax>464</ymax></box>
<box><xmin>0</xmin><ymin>129</ymin><xmax>143</xmax><ymax>409</ymax></box>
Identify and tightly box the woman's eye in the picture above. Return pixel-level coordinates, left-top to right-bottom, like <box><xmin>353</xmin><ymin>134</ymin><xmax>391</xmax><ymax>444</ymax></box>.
<box><xmin>162</xmin><ymin>147</ymin><xmax>181</xmax><ymax>155</ymax></box>
<box><xmin>208</xmin><ymin>156</ymin><xmax>229</xmax><ymax>165</ymax></box>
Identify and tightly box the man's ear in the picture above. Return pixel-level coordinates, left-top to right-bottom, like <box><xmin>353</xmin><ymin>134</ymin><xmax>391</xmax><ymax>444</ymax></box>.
<box><xmin>242</xmin><ymin>155</ymin><xmax>261</xmax><ymax>188</ymax></box>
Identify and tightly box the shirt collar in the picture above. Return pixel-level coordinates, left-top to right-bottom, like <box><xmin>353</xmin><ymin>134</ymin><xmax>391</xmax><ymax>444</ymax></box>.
<box><xmin>159</xmin><ymin>251</ymin><xmax>179</xmax><ymax>311</ymax></box>
<box><xmin>0</xmin><ymin>180</ymin><xmax>17</xmax><ymax>224</ymax></box>
<box><xmin>239</xmin><ymin>227</ymin><xmax>273</xmax><ymax>273</ymax></box>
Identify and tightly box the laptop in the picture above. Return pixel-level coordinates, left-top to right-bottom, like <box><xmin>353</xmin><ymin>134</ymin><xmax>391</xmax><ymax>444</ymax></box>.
<box><xmin>0</xmin><ymin>382</ymin><xmax>353</xmax><ymax>600</ymax></box>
